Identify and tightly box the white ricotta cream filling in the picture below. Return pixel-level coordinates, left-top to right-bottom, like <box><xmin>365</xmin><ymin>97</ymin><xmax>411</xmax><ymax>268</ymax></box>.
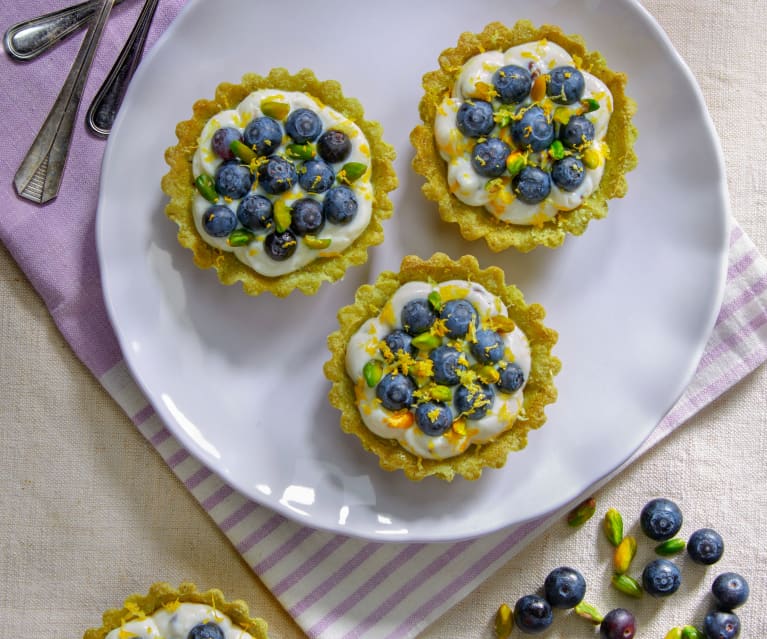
<box><xmin>433</xmin><ymin>40</ymin><xmax>613</xmax><ymax>225</ymax></box>
<box><xmin>345</xmin><ymin>280</ymin><xmax>532</xmax><ymax>460</ymax></box>
<box><xmin>192</xmin><ymin>89</ymin><xmax>373</xmax><ymax>277</ymax></box>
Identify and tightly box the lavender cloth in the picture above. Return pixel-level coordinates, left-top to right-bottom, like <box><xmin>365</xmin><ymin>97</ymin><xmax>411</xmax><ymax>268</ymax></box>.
<box><xmin>2</xmin><ymin>3</ymin><xmax>767</xmax><ymax>638</ymax></box>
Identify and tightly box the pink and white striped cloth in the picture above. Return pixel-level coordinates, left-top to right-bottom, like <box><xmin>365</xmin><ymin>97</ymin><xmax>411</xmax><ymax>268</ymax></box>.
<box><xmin>2</xmin><ymin>2</ymin><xmax>767</xmax><ymax>637</ymax></box>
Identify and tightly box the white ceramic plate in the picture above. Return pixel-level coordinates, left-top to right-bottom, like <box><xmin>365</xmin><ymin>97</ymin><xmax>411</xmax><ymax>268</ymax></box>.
<box><xmin>98</xmin><ymin>0</ymin><xmax>729</xmax><ymax>542</ymax></box>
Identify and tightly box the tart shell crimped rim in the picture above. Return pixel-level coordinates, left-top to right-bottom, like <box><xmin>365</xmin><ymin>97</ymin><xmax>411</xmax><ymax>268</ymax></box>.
<box><xmin>82</xmin><ymin>582</ymin><xmax>269</xmax><ymax>639</ymax></box>
<box><xmin>411</xmin><ymin>20</ymin><xmax>638</xmax><ymax>253</ymax></box>
<box><xmin>162</xmin><ymin>68</ymin><xmax>398</xmax><ymax>297</ymax></box>
<box><xmin>324</xmin><ymin>253</ymin><xmax>561</xmax><ymax>482</ymax></box>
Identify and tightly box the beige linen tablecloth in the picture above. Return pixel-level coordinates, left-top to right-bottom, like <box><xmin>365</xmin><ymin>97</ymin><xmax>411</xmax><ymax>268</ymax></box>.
<box><xmin>1</xmin><ymin>2</ymin><xmax>766</xmax><ymax>637</ymax></box>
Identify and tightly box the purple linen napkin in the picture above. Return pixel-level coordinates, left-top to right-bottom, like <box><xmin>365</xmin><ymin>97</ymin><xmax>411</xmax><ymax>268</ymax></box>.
<box><xmin>2</xmin><ymin>3</ymin><xmax>767</xmax><ymax>638</ymax></box>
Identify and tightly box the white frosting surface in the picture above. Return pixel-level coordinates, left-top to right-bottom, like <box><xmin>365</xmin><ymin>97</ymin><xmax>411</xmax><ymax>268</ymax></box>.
<box><xmin>192</xmin><ymin>90</ymin><xmax>373</xmax><ymax>276</ymax></box>
<box><xmin>433</xmin><ymin>40</ymin><xmax>613</xmax><ymax>225</ymax></box>
<box><xmin>104</xmin><ymin>603</ymin><xmax>256</xmax><ymax>639</ymax></box>
<box><xmin>345</xmin><ymin>281</ymin><xmax>532</xmax><ymax>460</ymax></box>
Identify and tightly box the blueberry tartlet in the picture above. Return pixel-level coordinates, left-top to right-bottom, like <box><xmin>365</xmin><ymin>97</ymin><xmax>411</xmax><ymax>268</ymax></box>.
<box><xmin>411</xmin><ymin>20</ymin><xmax>637</xmax><ymax>252</ymax></box>
<box><xmin>324</xmin><ymin>253</ymin><xmax>560</xmax><ymax>481</ymax></box>
<box><xmin>162</xmin><ymin>68</ymin><xmax>397</xmax><ymax>296</ymax></box>
<box><xmin>83</xmin><ymin>582</ymin><xmax>269</xmax><ymax>639</ymax></box>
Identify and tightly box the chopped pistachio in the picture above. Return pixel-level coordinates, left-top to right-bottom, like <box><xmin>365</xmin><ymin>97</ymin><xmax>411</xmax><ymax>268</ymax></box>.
<box><xmin>655</xmin><ymin>538</ymin><xmax>686</xmax><ymax>556</ymax></box>
<box><xmin>566</xmin><ymin>497</ymin><xmax>596</xmax><ymax>527</ymax></box>
<box><xmin>611</xmin><ymin>574</ymin><xmax>643</xmax><ymax>598</ymax></box>
<box><xmin>494</xmin><ymin>603</ymin><xmax>513</xmax><ymax>638</ymax></box>
<box><xmin>194</xmin><ymin>174</ymin><xmax>218</xmax><ymax>203</ymax></box>
<box><xmin>681</xmin><ymin>626</ymin><xmax>702</xmax><ymax>639</ymax></box>
<box><xmin>613</xmin><ymin>535</ymin><xmax>638</xmax><ymax>574</ymax></box>
<box><xmin>574</xmin><ymin>601</ymin><xmax>603</xmax><ymax>624</ymax></box>
<box><xmin>412</xmin><ymin>333</ymin><xmax>441</xmax><ymax>351</ymax></box>
<box><xmin>664</xmin><ymin>629</ymin><xmax>683</xmax><ymax>639</ymax></box>
<box><xmin>506</xmin><ymin>151</ymin><xmax>526</xmax><ymax>177</ymax></box>
<box><xmin>363</xmin><ymin>360</ymin><xmax>383</xmax><ymax>388</ymax></box>
<box><xmin>428</xmin><ymin>290</ymin><xmax>442</xmax><ymax>311</ymax></box>
<box><xmin>338</xmin><ymin>161</ymin><xmax>367</xmax><ymax>184</ymax></box>
<box><xmin>603</xmin><ymin>507</ymin><xmax>624</xmax><ymax>546</ymax></box>
<box><xmin>530</xmin><ymin>74</ymin><xmax>547</xmax><ymax>101</ymax></box>
<box><xmin>430</xmin><ymin>385</ymin><xmax>452</xmax><ymax>402</ymax></box>
<box><xmin>286</xmin><ymin>143</ymin><xmax>315</xmax><ymax>160</ymax></box>
<box><xmin>549</xmin><ymin>139</ymin><xmax>565</xmax><ymax>160</ymax></box>
<box><xmin>582</xmin><ymin>98</ymin><xmax>600</xmax><ymax>113</ymax></box>
<box><xmin>227</xmin><ymin>228</ymin><xmax>255</xmax><ymax>247</ymax></box>
<box><xmin>274</xmin><ymin>200</ymin><xmax>292</xmax><ymax>233</ymax></box>
<box><xmin>303</xmin><ymin>235</ymin><xmax>332</xmax><ymax>249</ymax></box>
<box><xmin>229</xmin><ymin>139</ymin><xmax>256</xmax><ymax>163</ymax></box>
<box><xmin>260</xmin><ymin>98</ymin><xmax>290</xmax><ymax>120</ymax></box>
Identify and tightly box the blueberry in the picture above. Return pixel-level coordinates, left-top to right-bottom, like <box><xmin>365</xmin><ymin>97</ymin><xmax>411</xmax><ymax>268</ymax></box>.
<box><xmin>561</xmin><ymin>115</ymin><xmax>595</xmax><ymax>149</ymax></box>
<box><xmin>290</xmin><ymin>198</ymin><xmax>325</xmax><ymax>236</ymax></box>
<box><xmin>323</xmin><ymin>186</ymin><xmax>358</xmax><ymax>225</ymax></box>
<box><xmin>497</xmin><ymin>363</ymin><xmax>525</xmax><ymax>393</ymax></box>
<box><xmin>214</xmin><ymin>160</ymin><xmax>253</xmax><ymax>199</ymax></box>
<box><xmin>642</xmin><ymin>558</ymin><xmax>682</xmax><ymax>597</ymax></box>
<box><xmin>600</xmin><ymin>608</ymin><xmax>636</xmax><ymax>639</ymax></box>
<box><xmin>401</xmin><ymin>298</ymin><xmax>437</xmax><ymax>336</ymax></box>
<box><xmin>454</xmin><ymin>383</ymin><xmax>494</xmax><ymax>420</ymax></box>
<box><xmin>317</xmin><ymin>129</ymin><xmax>351</xmax><ymax>163</ymax></box>
<box><xmin>703</xmin><ymin>611</ymin><xmax>741</xmax><ymax>639</ymax></box>
<box><xmin>512</xmin><ymin>166</ymin><xmax>551</xmax><ymax>204</ymax></box>
<box><xmin>511</xmin><ymin>105</ymin><xmax>554</xmax><ymax>152</ymax></box>
<box><xmin>237</xmin><ymin>194</ymin><xmax>273</xmax><ymax>231</ymax></box>
<box><xmin>439</xmin><ymin>299</ymin><xmax>478</xmax><ymax>338</ymax></box>
<box><xmin>493</xmin><ymin>64</ymin><xmax>532</xmax><ymax>104</ymax></box>
<box><xmin>202</xmin><ymin>204</ymin><xmax>237</xmax><ymax>238</ymax></box>
<box><xmin>415</xmin><ymin>401</ymin><xmax>453</xmax><ymax>436</ymax></box>
<box><xmin>429</xmin><ymin>345</ymin><xmax>467</xmax><ymax>386</ymax></box>
<box><xmin>547</xmin><ymin>66</ymin><xmax>585</xmax><ymax>105</ymax></box>
<box><xmin>211</xmin><ymin>127</ymin><xmax>242</xmax><ymax>160</ymax></box>
<box><xmin>188</xmin><ymin>623</ymin><xmax>225</xmax><ymax>639</ymax></box>
<box><xmin>382</xmin><ymin>329</ymin><xmax>415</xmax><ymax>359</ymax></box>
<box><xmin>471</xmin><ymin>138</ymin><xmax>510</xmax><ymax>178</ymax></box>
<box><xmin>712</xmin><ymin>572</ymin><xmax>749</xmax><ymax>610</ymax></box>
<box><xmin>455</xmin><ymin>99</ymin><xmax>495</xmax><ymax>138</ymax></box>
<box><xmin>376</xmin><ymin>373</ymin><xmax>415</xmax><ymax>411</ymax></box>
<box><xmin>285</xmin><ymin>108</ymin><xmax>322</xmax><ymax>143</ymax></box>
<box><xmin>243</xmin><ymin>116</ymin><xmax>283</xmax><ymax>156</ymax></box>
<box><xmin>543</xmin><ymin>566</ymin><xmax>586</xmax><ymax>609</ymax></box>
<box><xmin>640</xmin><ymin>498</ymin><xmax>683</xmax><ymax>541</ymax></box>
<box><xmin>513</xmin><ymin>594</ymin><xmax>553</xmax><ymax>634</ymax></box>
<box><xmin>687</xmin><ymin>528</ymin><xmax>724</xmax><ymax>565</ymax></box>
<box><xmin>470</xmin><ymin>329</ymin><xmax>505</xmax><ymax>364</ymax></box>
<box><xmin>263</xmin><ymin>230</ymin><xmax>297</xmax><ymax>261</ymax></box>
<box><xmin>551</xmin><ymin>156</ymin><xmax>586</xmax><ymax>192</ymax></box>
<box><xmin>298</xmin><ymin>158</ymin><xmax>335</xmax><ymax>193</ymax></box>
<box><xmin>257</xmin><ymin>156</ymin><xmax>297</xmax><ymax>195</ymax></box>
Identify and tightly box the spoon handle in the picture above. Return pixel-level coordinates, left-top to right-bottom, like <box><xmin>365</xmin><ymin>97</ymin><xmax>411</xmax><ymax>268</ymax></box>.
<box><xmin>14</xmin><ymin>0</ymin><xmax>116</xmax><ymax>204</ymax></box>
<box><xmin>3</xmin><ymin>0</ymin><xmax>125</xmax><ymax>61</ymax></box>
<box><xmin>86</xmin><ymin>0</ymin><xmax>160</xmax><ymax>137</ymax></box>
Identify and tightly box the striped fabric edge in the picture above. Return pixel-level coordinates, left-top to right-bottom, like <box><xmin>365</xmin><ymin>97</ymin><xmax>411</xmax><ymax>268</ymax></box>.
<box><xmin>97</xmin><ymin>222</ymin><xmax>767</xmax><ymax>639</ymax></box>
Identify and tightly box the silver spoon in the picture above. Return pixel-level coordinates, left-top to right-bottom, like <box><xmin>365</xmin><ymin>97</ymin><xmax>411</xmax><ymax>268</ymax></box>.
<box><xmin>86</xmin><ymin>0</ymin><xmax>160</xmax><ymax>137</ymax></box>
<box><xmin>14</xmin><ymin>0</ymin><xmax>116</xmax><ymax>204</ymax></box>
<box><xmin>3</xmin><ymin>0</ymin><xmax>126</xmax><ymax>61</ymax></box>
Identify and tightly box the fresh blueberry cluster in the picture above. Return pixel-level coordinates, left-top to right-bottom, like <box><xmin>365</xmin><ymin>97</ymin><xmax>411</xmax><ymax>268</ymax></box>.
<box><xmin>364</xmin><ymin>291</ymin><xmax>525</xmax><ymax>440</ymax></box>
<box><xmin>454</xmin><ymin>63</ymin><xmax>602</xmax><ymax>204</ymax></box>
<box><xmin>196</xmin><ymin>98</ymin><xmax>367</xmax><ymax>262</ymax></box>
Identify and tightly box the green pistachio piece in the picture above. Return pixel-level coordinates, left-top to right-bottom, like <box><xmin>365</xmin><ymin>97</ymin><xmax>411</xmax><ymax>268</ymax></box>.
<box><xmin>549</xmin><ymin>139</ymin><xmax>565</xmax><ymax>160</ymax></box>
<box><xmin>274</xmin><ymin>200</ymin><xmax>292</xmax><ymax>233</ymax></box>
<box><xmin>682</xmin><ymin>625</ymin><xmax>702</xmax><ymax>639</ymax></box>
<box><xmin>427</xmin><ymin>290</ymin><xmax>442</xmax><ymax>311</ymax></box>
<box><xmin>430</xmin><ymin>385</ymin><xmax>452</xmax><ymax>402</ymax></box>
<box><xmin>194</xmin><ymin>174</ymin><xmax>218</xmax><ymax>203</ymax></box>
<box><xmin>655</xmin><ymin>538</ymin><xmax>686</xmax><ymax>556</ymax></box>
<box><xmin>484</xmin><ymin>177</ymin><xmax>504</xmax><ymax>192</ymax></box>
<box><xmin>566</xmin><ymin>497</ymin><xmax>596</xmax><ymax>527</ymax></box>
<box><xmin>574</xmin><ymin>601</ymin><xmax>603</xmax><ymax>624</ymax></box>
<box><xmin>286</xmin><ymin>143</ymin><xmax>315</xmax><ymax>160</ymax></box>
<box><xmin>227</xmin><ymin>228</ymin><xmax>255</xmax><ymax>247</ymax></box>
<box><xmin>363</xmin><ymin>360</ymin><xmax>383</xmax><ymax>388</ymax></box>
<box><xmin>229</xmin><ymin>139</ymin><xmax>256</xmax><ymax>163</ymax></box>
<box><xmin>582</xmin><ymin>98</ymin><xmax>600</xmax><ymax>113</ymax></box>
<box><xmin>494</xmin><ymin>603</ymin><xmax>513</xmax><ymax>639</ymax></box>
<box><xmin>553</xmin><ymin>107</ymin><xmax>573</xmax><ymax>126</ymax></box>
<box><xmin>494</xmin><ymin>108</ymin><xmax>514</xmax><ymax>128</ymax></box>
<box><xmin>506</xmin><ymin>152</ymin><xmax>526</xmax><ymax>177</ymax></box>
<box><xmin>603</xmin><ymin>507</ymin><xmax>624</xmax><ymax>546</ymax></box>
<box><xmin>412</xmin><ymin>333</ymin><xmax>441</xmax><ymax>351</ymax></box>
<box><xmin>611</xmin><ymin>574</ymin><xmax>643</xmax><ymax>598</ymax></box>
<box><xmin>260</xmin><ymin>98</ymin><xmax>290</xmax><ymax>120</ymax></box>
<box><xmin>303</xmin><ymin>235</ymin><xmax>332</xmax><ymax>249</ymax></box>
<box><xmin>338</xmin><ymin>162</ymin><xmax>367</xmax><ymax>184</ymax></box>
<box><xmin>613</xmin><ymin>535</ymin><xmax>638</xmax><ymax>574</ymax></box>
<box><xmin>474</xmin><ymin>365</ymin><xmax>500</xmax><ymax>384</ymax></box>
<box><xmin>664</xmin><ymin>629</ymin><xmax>683</xmax><ymax>639</ymax></box>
